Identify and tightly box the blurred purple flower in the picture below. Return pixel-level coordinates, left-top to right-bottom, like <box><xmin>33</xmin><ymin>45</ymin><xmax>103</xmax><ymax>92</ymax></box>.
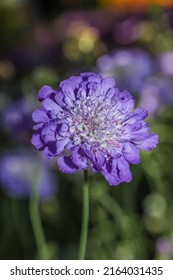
<box><xmin>31</xmin><ymin>72</ymin><xmax>158</xmax><ymax>186</ymax></box>
<box><xmin>158</xmin><ymin>52</ymin><xmax>173</xmax><ymax>76</ymax></box>
<box><xmin>2</xmin><ymin>98</ymin><xmax>34</xmax><ymax>142</ymax></box>
<box><xmin>0</xmin><ymin>151</ymin><xmax>56</xmax><ymax>200</ymax></box>
<box><xmin>139</xmin><ymin>76</ymin><xmax>173</xmax><ymax>115</ymax></box>
<box><xmin>114</xmin><ymin>18</ymin><xmax>139</xmax><ymax>45</ymax></box>
<box><xmin>156</xmin><ymin>236</ymin><xmax>173</xmax><ymax>257</ymax></box>
<box><xmin>97</xmin><ymin>49</ymin><xmax>155</xmax><ymax>93</ymax></box>
<box><xmin>166</xmin><ymin>9</ymin><xmax>173</xmax><ymax>30</ymax></box>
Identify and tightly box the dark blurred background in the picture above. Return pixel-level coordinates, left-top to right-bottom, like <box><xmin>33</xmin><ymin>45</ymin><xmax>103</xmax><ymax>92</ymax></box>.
<box><xmin>0</xmin><ymin>0</ymin><xmax>173</xmax><ymax>260</ymax></box>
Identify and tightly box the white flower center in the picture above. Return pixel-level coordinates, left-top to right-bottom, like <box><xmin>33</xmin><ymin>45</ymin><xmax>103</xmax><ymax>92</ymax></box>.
<box><xmin>67</xmin><ymin>95</ymin><xmax>124</xmax><ymax>149</ymax></box>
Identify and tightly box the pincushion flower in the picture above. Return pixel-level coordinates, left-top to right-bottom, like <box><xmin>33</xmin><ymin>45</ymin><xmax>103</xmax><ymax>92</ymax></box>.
<box><xmin>31</xmin><ymin>72</ymin><xmax>158</xmax><ymax>186</ymax></box>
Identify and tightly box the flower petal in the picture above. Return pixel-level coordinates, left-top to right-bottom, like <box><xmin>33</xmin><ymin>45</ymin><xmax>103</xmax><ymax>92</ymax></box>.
<box><xmin>102</xmin><ymin>172</ymin><xmax>121</xmax><ymax>186</ymax></box>
<box><xmin>41</xmin><ymin>124</ymin><xmax>57</xmax><ymax>143</ymax></box>
<box><xmin>60</xmin><ymin>81</ymin><xmax>76</xmax><ymax>100</ymax></box>
<box><xmin>43</xmin><ymin>138</ymin><xmax>69</xmax><ymax>158</ymax></box>
<box><xmin>56</xmin><ymin>138</ymin><xmax>69</xmax><ymax>154</ymax></box>
<box><xmin>136</xmin><ymin>133</ymin><xmax>159</xmax><ymax>151</ymax></box>
<box><xmin>38</xmin><ymin>85</ymin><xmax>55</xmax><ymax>101</ymax></box>
<box><xmin>95</xmin><ymin>150</ymin><xmax>106</xmax><ymax>166</ymax></box>
<box><xmin>123</xmin><ymin>142</ymin><xmax>141</xmax><ymax>164</ymax></box>
<box><xmin>31</xmin><ymin>134</ymin><xmax>44</xmax><ymax>150</ymax></box>
<box><xmin>42</xmin><ymin>98</ymin><xmax>62</xmax><ymax>112</ymax></box>
<box><xmin>124</xmin><ymin>121</ymin><xmax>150</xmax><ymax>141</ymax></box>
<box><xmin>59</xmin><ymin>123</ymin><xmax>69</xmax><ymax>137</ymax></box>
<box><xmin>43</xmin><ymin>142</ymin><xmax>57</xmax><ymax>157</ymax></box>
<box><xmin>32</xmin><ymin>109</ymin><xmax>49</xmax><ymax>123</ymax></box>
<box><xmin>57</xmin><ymin>156</ymin><xmax>79</xmax><ymax>173</ymax></box>
<box><xmin>101</xmin><ymin>77</ymin><xmax>115</xmax><ymax>95</ymax></box>
<box><xmin>133</xmin><ymin>107</ymin><xmax>148</xmax><ymax>120</ymax></box>
<box><xmin>119</xmin><ymin>90</ymin><xmax>135</xmax><ymax>111</ymax></box>
<box><xmin>81</xmin><ymin>72</ymin><xmax>100</xmax><ymax>80</ymax></box>
<box><xmin>117</xmin><ymin>157</ymin><xmax>132</xmax><ymax>183</ymax></box>
<box><xmin>72</xmin><ymin>147</ymin><xmax>88</xmax><ymax>169</ymax></box>
<box><xmin>101</xmin><ymin>158</ymin><xmax>121</xmax><ymax>186</ymax></box>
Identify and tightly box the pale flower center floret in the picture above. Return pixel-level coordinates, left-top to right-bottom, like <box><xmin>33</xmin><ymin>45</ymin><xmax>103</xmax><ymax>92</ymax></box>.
<box><xmin>67</xmin><ymin>95</ymin><xmax>123</xmax><ymax>150</ymax></box>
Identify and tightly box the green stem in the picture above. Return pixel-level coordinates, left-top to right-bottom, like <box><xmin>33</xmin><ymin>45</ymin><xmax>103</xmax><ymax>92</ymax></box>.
<box><xmin>12</xmin><ymin>200</ymin><xmax>28</xmax><ymax>258</ymax></box>
<box><xmin>78</xmin><ymin>170</ymin><xmax>89</xmax><ymax>260</ymax></box>
<box><xmin>29</xmin><ymin>176</ymin><xmax>49</xmax><ymax>260</ymax></box>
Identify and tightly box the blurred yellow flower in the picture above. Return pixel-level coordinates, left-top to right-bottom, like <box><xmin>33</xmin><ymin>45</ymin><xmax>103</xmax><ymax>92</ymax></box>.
<box><xmin>62</xmin><ymin>22</ymin><xmax>106</xmax><ymax>61</ymax></box>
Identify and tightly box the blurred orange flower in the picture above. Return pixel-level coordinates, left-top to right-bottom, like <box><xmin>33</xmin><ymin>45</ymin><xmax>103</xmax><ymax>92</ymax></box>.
<box><xmin>100</xmin><ymin>0</ymin><xmax>173</xmax><ymax>10</ymax></box>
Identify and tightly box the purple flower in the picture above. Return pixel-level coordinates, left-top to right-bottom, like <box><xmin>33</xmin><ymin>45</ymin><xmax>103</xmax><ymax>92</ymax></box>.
<box><xmin>31</xmin><ymin>72</ymin><xmax>158</xmax><ymax>186</ymax></box>
<box><xmin>156</xmin><ymin>237</ymin><xmax>173</xmax><ymax>257</ymax></box>
<box><xmin>113</xmin><ymin>18</ymin><xmax>140</xmax><ymax>45</ymax></box>
<box><xmin>97</xmin><ymin>49</ymin><xmax>155</xmax><ymax>93</ymax></box>
<box><xmin>158</xmin><ymin>52</ymin><xmax>173</xmax><ymax>76</ymax></box>
<box><xmin>139</xmin><ymin>76</ymin><xmax>173</xmax><ymax>115</ymax></box>
<box><xmin>2</xmin><ymin>98</ymin><xmax>34</xmax><ymax>141</ymax></box>
<box><xmin>0</xmin><ymin>151</ymin><xmax>56</xmax><ymax>200</ymax></box>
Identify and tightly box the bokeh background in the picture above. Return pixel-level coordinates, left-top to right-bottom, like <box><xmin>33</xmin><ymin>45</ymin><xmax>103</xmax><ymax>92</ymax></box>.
<box><xmin>0</xmin><ymin>0</ymin><xmax>173</xmax><ymax>260</ymax></box>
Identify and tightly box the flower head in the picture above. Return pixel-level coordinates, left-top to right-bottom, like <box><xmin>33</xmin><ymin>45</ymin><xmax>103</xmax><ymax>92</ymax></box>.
<box><xmin>32</xmin><ymin>72</ymin><xmax>158</xmax><ymax>186</ymax></box>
